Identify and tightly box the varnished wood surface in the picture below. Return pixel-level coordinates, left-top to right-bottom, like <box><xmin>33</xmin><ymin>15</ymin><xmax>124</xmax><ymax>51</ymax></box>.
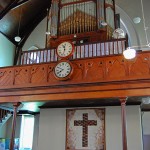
<box><xmin>0</xmin><ymin>51</ymin><xmax>150</xmax><ymax>103</ymax></box>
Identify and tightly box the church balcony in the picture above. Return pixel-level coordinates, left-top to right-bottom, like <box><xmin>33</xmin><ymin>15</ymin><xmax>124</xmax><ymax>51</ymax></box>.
<box><xmin>0</xmin><ymin>42</ymin><xmax>150</xmax><ymax>103</ymax></box>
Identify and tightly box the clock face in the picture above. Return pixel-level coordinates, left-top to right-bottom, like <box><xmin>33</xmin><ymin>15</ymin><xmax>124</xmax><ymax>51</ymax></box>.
<box><xmin>54</xmin><ymin>61</ymin><xmax>73</xmax><ymax>80</ymax></box>
<box><xmin>56</xmin><ymin>41</ymin><xmax>74</xmax><ymax>58</ymax></box>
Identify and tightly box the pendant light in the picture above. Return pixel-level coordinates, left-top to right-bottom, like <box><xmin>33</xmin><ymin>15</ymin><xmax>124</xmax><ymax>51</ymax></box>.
<box><xmin>123</xmin><ymin>0</ymin><xmax>150</xmax><ymax>59</ymax></box>
<box><xmin>14</xmin><ymin>7</ymin><xmax>22</xmax><ymax>42</ymax></box>
<box><xmin>123</xmin><ymin>47</ymin><xmax>136</xmax><ymax>59</ymax></box>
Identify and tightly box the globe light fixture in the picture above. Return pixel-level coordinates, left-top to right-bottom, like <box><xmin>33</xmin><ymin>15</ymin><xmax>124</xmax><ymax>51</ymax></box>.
<box><xmin>101</xmin><ymin>21</ymin><xmax>107</xmax><ymax>26</ymax></box>
<box><xmin>123</xmin><ymin>48</ymin><xmax>136</xmax><ymax>59</ymax></box>
<box><xmin>133</xmin><ymin>17</ymin><xmax>141</xmax><ymax>24</ymax></box>
<box><xmin>14</xmin><ymin>36</ymin><xmax>21</xmax><ymax>42</ymax></box>
<box><xmin>46</xmin><ymin>31</ymin><xmax>51</xmax><ymax>35</ymax></box>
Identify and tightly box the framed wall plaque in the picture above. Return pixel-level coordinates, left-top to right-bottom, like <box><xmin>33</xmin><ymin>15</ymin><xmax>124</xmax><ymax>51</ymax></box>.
<box><xmin>66</xmin><ymin>108</ymin><xmax>105</xmax><ymax>150</ymax></box>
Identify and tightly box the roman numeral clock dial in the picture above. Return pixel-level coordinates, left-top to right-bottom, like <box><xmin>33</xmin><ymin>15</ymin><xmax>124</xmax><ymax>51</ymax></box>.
<box><xmin>56</xmin><ymin>41</ymin><xmax>74</xmax><ymax>59</ymax></box>
<box><xmin>54</xmin><ymin>61</ymin><xmax>73</xmax><ymax>80</ymax></box>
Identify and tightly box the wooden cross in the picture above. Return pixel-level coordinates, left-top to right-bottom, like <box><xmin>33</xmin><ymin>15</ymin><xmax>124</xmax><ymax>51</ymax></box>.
<box><xmin>74</xmin><ymin>113</ymin><xmax>97</xmax><ymax>147</ymax></box>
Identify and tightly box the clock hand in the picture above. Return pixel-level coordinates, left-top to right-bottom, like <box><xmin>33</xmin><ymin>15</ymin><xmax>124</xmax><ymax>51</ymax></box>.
<box><xmin>57</xmin><ymin>66</ymin><xmax>63</xmax><ymax>70</ymax></box>
<box><xmin>57</xmin><ymin>68</ymin><xmax>64</xmax><ymax>74</ymax></box>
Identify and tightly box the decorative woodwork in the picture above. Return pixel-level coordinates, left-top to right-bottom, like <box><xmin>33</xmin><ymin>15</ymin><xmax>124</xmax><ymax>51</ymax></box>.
<box><xmin>0</xmin><ymin>52</ymin><xmax>150</xmax><ymax>102</ymax></box>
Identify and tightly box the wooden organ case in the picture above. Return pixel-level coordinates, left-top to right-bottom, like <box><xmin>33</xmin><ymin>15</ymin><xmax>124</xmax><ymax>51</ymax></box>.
<box><xmin>48</xmin><ymin>0</ymin><xmax>116</xmax><ymax>48</ymax></box>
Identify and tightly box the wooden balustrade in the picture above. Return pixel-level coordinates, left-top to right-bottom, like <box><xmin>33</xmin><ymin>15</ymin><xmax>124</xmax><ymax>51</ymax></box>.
<box><xmin>20</xmin><ymin>38</ymin><xmax>127</xmax><ymax>65</ymax></box>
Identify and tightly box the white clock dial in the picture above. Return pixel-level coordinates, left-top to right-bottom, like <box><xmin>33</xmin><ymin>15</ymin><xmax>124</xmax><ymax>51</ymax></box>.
<box><xmin>54</xmin><ymin>61</ymin><xmax>72</xmax><ymax>79</ymax></box>
<box><xmin>57</xmin><ymin>41</ymin><xmax>74</xmax><ymax>58</ymax></box>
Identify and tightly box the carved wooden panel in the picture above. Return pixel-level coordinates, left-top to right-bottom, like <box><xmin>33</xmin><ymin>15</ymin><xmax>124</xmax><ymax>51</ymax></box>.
<box><xmin>31</xmin><ymin>65</ymin><xmax>47</xmax><ymax>84</ymax></box>
<box><xmin>14</xmin><ymin>67</ymin><xmax>30</xmax><ymax>85</ymax></box>
<box><xmin>0</xmin><ymin>69</ymin><xmax>14</xmax><ymax>86</ymax></box>
<box><xmin>106</xmin><ymin>58</ymin><xmax>126</xmax><ymax>80</ymax></box>
<box><xmin>129</xmin><ymin>54</ymin><xmax>150</xmax><ymax>77</ymax></box>
<box><xmin>0</xmin><ymin>52</ymin><xmax>150</xmax><ymax>90</ymax></box>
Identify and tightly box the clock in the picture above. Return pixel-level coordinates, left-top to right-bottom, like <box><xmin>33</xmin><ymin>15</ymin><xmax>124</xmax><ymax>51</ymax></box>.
<box><xmin>56</xmin><ymin>41</ymin><xmax>74</xmax><ymax>59</ymax></box>
<box><xmin>54</xmin><ymin>60</ymin><xmax>73</xmax><ymax>80</ymax></box>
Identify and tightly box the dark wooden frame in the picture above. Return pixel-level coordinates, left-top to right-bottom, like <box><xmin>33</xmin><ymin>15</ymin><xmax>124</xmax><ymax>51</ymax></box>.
<box><xmin>53</xmin><ymin>60</ymin><xmax>74</xmax><ymax>81</ymax></box>
<box><xmin>56</xmin><ymin>41</ymin><xmax>75</xmax><ymax>59</ymax></box>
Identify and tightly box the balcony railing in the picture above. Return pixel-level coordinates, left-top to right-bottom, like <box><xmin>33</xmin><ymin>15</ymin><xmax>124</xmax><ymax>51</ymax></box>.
<box><xmin>20</xmin><ymin>38</ymin><xmax>127</xmax><ymax>65</ymax></box>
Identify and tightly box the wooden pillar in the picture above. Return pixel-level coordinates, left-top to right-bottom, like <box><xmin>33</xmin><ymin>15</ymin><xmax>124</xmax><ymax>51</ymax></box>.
<box><xmin>120</xmin><ymin>97</ymin><xmax>128</xmax><ymax>150</ymax></box>
<box><xmin>10</xmin><ymin>102</ymin><xmax>21</xmax><ymax>150</ymax></box>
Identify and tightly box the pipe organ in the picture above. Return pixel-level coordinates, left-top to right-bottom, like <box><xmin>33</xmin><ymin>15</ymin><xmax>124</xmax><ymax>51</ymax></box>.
<box><xmin>48</xmin><ymin>0</ymin><xmax>117</xmax><ymax>48</ymax></box>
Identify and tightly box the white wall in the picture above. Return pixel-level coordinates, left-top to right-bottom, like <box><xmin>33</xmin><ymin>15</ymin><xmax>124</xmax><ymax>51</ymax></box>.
<box><xmin>0</xmin><ymin>124</ymin><xmax>6</xmax><ymax>138</ymax></box>
<box><xmin>32</xmin><ymin>115</ymin><xmax>40</xmax><ymax>150</ymax></box>
<box><xmin>142</xmin><ymin>112</ymin><xmax>150</xmax><ymax>135</ymax></box>
<box><xmin>0</xmin><ymin>33</ymin><xmax>15</xmax><ymax>67</ymax></box>
<box><xmin>37</xmin><ymin>105</ymin><xmax>143</xmax><ymax>150</ymax></box>
<box><xmin>22</xmin><ymin>18</ymin><xmax>47</xmax><ymax>51</ymax></box>
<box><xmin>142</xmin><ymin>112</ymin><xmax>150</xmax><ymax>150</ymax></box>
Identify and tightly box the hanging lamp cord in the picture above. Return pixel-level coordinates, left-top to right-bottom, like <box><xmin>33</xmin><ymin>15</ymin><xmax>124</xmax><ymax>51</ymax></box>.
<box><xmin>17</xmin><ymin>7</ymin><xmax>22</xmax><ymax>37</ymax></box>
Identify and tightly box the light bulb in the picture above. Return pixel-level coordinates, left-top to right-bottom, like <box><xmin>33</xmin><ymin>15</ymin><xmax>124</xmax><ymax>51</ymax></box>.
<box><xmin>46</xmin><ymin>31</ymin><xmax>50</xmax><ymax>35</ymax></box>
<box><xmin>74</xmin><ymin>34</ymin><xmax>77</xmax><ymax>38</ymax></box>
<box><xmin>123</xmin><ymin>48</ymin><xmax>136</xmax><ymax>59</ymax></box>
<box><xmin>101</xmin><ymin>21</ymin><xmax>107</xmax><ymax>26</ymax></box>
<box><xmin>14</xmin><ymin>36</ymin><xmax>21</xmax><ymax>42</ymax></box>
<box><xmin>133</xmin><ymin>17</ymin><xmax>141</xmax><ymax>24</ymax></box>
<box><xmin>147</xmin><ymin>43</ymin><xmax>150</xmax><ymax>47</ymax></box>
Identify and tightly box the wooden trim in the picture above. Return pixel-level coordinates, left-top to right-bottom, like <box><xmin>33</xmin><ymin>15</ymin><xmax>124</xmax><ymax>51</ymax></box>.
<box><xmin>0</xmin><ymin>88</ymin><xmax>150</xmax><ymax>103</ymax></box>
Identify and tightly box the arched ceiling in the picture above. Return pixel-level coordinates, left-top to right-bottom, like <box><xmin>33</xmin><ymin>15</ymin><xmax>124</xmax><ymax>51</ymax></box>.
<box><xmin>0</xmin><ymin>0</ymin><xmax>51</xmax><ymax>46</ymax></box>
<box><xmin>0</xmin><ymin>0</ymin><xmax>150</xmax><ymax>49</ymax></box>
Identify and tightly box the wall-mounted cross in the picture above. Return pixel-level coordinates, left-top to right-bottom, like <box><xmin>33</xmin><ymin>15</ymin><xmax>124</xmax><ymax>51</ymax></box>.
<box><xmin>74</xmin><ymin>113</ymin><xmax>97</xmax><ymax>147</ymax></box>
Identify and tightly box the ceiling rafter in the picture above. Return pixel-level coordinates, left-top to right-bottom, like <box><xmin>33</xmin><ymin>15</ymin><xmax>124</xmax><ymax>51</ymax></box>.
<box><xmin>11</xmin><ymin>0</ymin><xmax>30</xmax><ymax>10</ymax></box>
<box><xmin>0</xmin><ymin>0</ymin><xmax>20</xmax><ymax>20</ymax></box>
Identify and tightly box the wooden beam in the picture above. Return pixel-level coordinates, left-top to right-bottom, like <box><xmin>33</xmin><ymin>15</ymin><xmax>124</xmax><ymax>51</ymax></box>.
<box><xmin>11</xmin><ymin>0</ymin><xmax>30</xmax><ymax>10</ymax></box>
<box><xmin>0</xmin><ymin>0</ymin><xmax>20</xmax><ymax>20</ymax></box>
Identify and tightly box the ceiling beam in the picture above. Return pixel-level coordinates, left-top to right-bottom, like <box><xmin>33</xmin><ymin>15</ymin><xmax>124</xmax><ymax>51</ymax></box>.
<box><xmin>11</xmin><ymin>0</ymin><xmax>30</xmax><ymax>10</ymax></box>
<box><xmin>0</xmin><ymin>0</ymin><xmax>20</xmax><ymax>20</ymax></box>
